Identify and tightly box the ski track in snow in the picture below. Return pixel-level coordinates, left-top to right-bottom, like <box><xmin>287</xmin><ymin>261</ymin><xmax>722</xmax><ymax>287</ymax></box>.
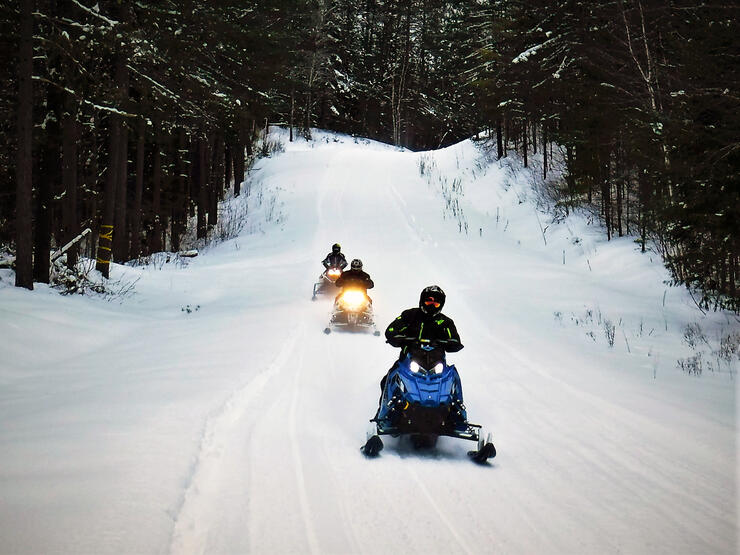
<box><xmin>168</xmin><ymin>324</ymin><xmax>304</xmax><ymax>555</ymax></box>
<box><xmin>288</xmin><ymin>325</ymin><xmax>321</xmax><ymax>555</ymax></box>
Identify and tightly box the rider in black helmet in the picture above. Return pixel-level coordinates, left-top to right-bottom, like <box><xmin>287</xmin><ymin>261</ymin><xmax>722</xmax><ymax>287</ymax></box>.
<box><xmin>376</xmin><ymin>286</ymin><xmax>463</xmax><ymax>413</ymax></box>
<box><xmin>385</xmin><ymin>285</ymin><xmax>463</xmax><ymax>357</ymax></box>
<box><xmin>322</xmin><ymin>243</ymin><xmax>348</xmax><ymax>270</ymax></box>
<box><xmin>335</xmin><ymin>258</ymin><xmax>374</xmax><ymax>292</ymax></box>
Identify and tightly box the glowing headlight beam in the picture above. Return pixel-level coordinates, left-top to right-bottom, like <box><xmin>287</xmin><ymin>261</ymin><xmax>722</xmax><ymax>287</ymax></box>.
<box><xmin>340</xmin><ymin>289</ymin><xmax>367</xmax><ymax>310</ymax></box>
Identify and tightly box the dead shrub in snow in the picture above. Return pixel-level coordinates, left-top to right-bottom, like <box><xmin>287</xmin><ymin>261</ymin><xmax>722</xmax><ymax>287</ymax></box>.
<box><xmin>603</xmin><ymin>319</ymin><xmax>616</xmax><ymax>347</ymax></box>
<box><xmin>257</xmin><ymin>137</ymin><xmax>285</xmax><ymax>158</ymax></box>
<box><xmin>683</xmin><ymin>322</ymin><xmax>708</xmax><ymax>349</ymax></box>
<box><xmin>677</xmin><ymin>354</ymin><xmax>703</xmax><ymax>376</ymax></box>
<box><xmin>717</xmin><ymin>331</ymin><xmax>740</xmax><ymax>364</ymax></box>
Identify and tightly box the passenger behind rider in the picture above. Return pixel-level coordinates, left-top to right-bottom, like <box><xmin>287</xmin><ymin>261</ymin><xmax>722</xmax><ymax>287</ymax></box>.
<box><xmin>322</xmin><ymin>243</ymin><xmax>348</xmax><ymax>271</ymax></box>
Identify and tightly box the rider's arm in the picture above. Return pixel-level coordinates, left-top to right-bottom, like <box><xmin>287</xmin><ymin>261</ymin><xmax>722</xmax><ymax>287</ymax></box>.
<box><xmin>441</xmin><ymin>318</ymin><xmax>463</xmax><ymax>352</ymax></box>
<box><xmin>385</xmin><ymin>311</ymin><xmax>414</xmax><ymax>347</ymax></box>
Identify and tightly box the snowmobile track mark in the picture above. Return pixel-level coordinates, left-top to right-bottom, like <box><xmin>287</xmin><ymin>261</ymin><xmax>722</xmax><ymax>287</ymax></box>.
<box><xmin>168</xmin><ymin>325</ymin><xmax>304</xmax><ymax>555</ymax></box>
<box><xmin>288</xmin><ymin>325</ymin><xmax>322</xmax><ymax>554</ymax></box>
<box><xmin>406</xmin><ymin>465</ymin><xmax>476</xmax><ymax>554</ymax></box>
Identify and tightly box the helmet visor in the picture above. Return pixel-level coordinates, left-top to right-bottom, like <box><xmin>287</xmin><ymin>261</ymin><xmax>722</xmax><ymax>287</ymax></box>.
<box><xmin>423</xmin><ymin>298</ymin><xmax>441</xmax><ymax>308</ymax></box>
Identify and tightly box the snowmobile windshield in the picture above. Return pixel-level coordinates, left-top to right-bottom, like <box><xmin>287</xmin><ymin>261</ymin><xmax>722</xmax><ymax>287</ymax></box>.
<box><xmin>408</xmin><ymin>345</ymin><xmax>446</xmax><ymax>373</ymax></box>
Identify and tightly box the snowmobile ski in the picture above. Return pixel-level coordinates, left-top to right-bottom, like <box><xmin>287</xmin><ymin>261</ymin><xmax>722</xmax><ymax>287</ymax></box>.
<box><xmin>467</xmin><ymin>429</ymin><xmax>496</xmax><ymax>463</ymax></box>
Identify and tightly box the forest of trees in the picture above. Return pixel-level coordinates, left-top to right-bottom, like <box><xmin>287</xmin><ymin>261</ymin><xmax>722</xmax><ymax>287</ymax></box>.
<box><xmin>1</xmin><ymin>0</ymin><xmax>737</xmax><ymax>309</ymax></box>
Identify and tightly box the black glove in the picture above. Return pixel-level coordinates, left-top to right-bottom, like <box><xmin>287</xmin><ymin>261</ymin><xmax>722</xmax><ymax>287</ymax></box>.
<box><xmin>387</xmin><ymin>334</ymin><xmax>415</xmax><ymax>347</ymax></box>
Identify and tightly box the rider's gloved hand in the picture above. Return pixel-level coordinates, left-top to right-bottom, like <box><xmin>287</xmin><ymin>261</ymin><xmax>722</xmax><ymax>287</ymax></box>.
<box><xmin>388</xmin><ymin>334</ymin><xmax>414</xmax><ymax>347</ymax></box>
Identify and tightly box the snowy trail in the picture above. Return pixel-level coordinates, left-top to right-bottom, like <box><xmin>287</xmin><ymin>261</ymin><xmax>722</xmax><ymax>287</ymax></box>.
<box><xmin>0</xmin><ymin>130</ymin><xmax>736</xmax><ymax>554</ymax></box>
<box><xmin>167</xmin><ymin>135</ymin><xmax>734</xmax><ymax>554</ymax></box>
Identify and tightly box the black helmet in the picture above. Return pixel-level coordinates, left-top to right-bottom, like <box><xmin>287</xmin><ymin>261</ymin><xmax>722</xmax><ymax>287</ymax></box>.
<box><xmin>350</xmin><ymin>258</ymin><xmax>362</xmax><ymax>270</ymax></box>
<box><xmin>419</xmin><ymin>285</ymin><xmax>445</xmax><ymax>315</ymax></box>
<box><xmin>332</xmin><ymin>243</ymin><xmax>341</xmax><ymax>254</ymax></box>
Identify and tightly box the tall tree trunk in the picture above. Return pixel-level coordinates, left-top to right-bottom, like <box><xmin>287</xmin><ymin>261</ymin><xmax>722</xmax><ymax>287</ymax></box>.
<box><xmin>15</xmin><ymin>0</ymin><xmax>34</xmax><ymax>289</ymax></box>
<box><xmin>224</xmin><ymin>143</ymin><xmax>232</xmax><ymax>191</ymax></box>
<box><xmin>600</xmin><ymin>145</ymin><xmax>611</xmax><ymax>241</ymax></box>
<box><xmin>171</xmin><ymin>129</ymin><xmax>188</xmax><ymax>252</ymax></box>
<box><xmin>615</xmin><ymin>141</ymin><xmax>624</xmax><ymax>237</ymax></box>
<box><xmin>542</xmin><ymin>121</ymin><xmax>548</xmax><ymax>180</ymax></box>
<box><xmin>196</xmin><ymin>137</ymin><xmax>208</xmax><ymax>239</ymax></box>
<box><xmin>62</xmin><ymin>95</ymin><xmax>80</xmax><ymax>269</ymax></box>
<box><xmin>150</xmin><ymin>119</ymin><xmax>162</xmax><ymax>253</ymax></box>
<box><xmin>208</xmin><ymin>134</ymin><xmax>222</xmax><ymax>227</ymax></box>
<box><xmin>96</xmin><ymin>55</ymin><xmax>127</xmax><ymax>277</ymax></box>
<box><xmin>522</xmin><ymin>119</ymin><xmax>528</xmax><ymax>168</ymax></box>
<box><xmin>290</xmin><ymin>87</ymin><xmax>295</xmax><ymax>142</ymax></box>
<box><xmin>638</xmin><ymin>169</ymin><xmax>649</xmax><ymax>253</ymax></box>
<box><xmin>85</xmin><ymin>109</ymin><xmax>100</xmax><ymax>260</ymax></box>
<box><xmin>233</xmin><ymin>139</ymin><xmax>243</xmax><ymax>197</ymax></box>
<box><xmin>113</xmin><ymin>120</ymin><xmax>129</xmax><ymax>262</ymax></box>
<box><xmin>96</xmin><ymin>113</ymin><xmax>118</xmax><ymax>277</ymax></box>
<box><xmin>34</xmin><ymin>85</ymin><xmax>61</xmax><ymax>284</ymax></box>
<box><xmin>496</xmin><ymin>120</ymin><xmax>503</xmax><ymax>160</ymax></box>
<box><xmin>131</xmin><ymin>117</ymin><xmax>145</xmax><ymax>258</ymax></box>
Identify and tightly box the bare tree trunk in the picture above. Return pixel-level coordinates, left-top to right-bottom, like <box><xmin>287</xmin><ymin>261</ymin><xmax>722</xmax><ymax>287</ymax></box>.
<box><xmin>15</xmin><ymin>0</ymin><xmax>34</xmax><ymax>289</ymax></box>
<box><xmin>522</xmin><ymin>119</ymin><xmax>528</xmax><ymax>168</ymax></box>
<box><xmin>62</xmin><ymin>95</ymin><xmax>80</xmax><ymax>269</ymax></box>
<box><xmin>113</xmin><ymin>120</ymin><xmax>129</xmax><ymax>262</ymax></box>
<box><xmin>496</xmin><ymin>120</ymin><xmax>503</xmax><ymax>160</ymax></box>
<box><xmin>84</xmin><ymin>109</ymin><xmax>100</xmax><ymax>260</ymax></box>
<box><xmin>131</xmin><ymin>117</ymin><xmax>145</xmax><ymax>258</ymax></box>
<box><xmin>542</xmin><ymin>121</ymin><xmax>548</xmax><ymax>180</ymax></box>
<box><xmin>615</xmin><ymin>138</ymin><xmax>624</xmax><ymax>237</ymax></box>
<box><xmin>233</xmin><ymin>139</ymin><xmax>243</xmax><ymax>197</ymax></box>
<box><xmin>196</xmin><ymin>137</ymin><xmax>208</xmax><ymax>239</ymax></box>
<box><xmin>600</xmin><ymin>144</ymin><xmax>611</xmax><ymax>241</ymax></box>
<box><xmin>208</xmin><ymin>134</ymin><xmax>223</xmax><ymax>227</ymax></box>
<box><xmin>150</xmin><ymin>119</ymin><xmax>162</xmax><ymax>253</ymax></box>
<box><xmin>290</xmin><ymin>87</ymin><xmax>295</xmax><ymax>142</ymax></box>
<box><xmin>225</xmin><ymin>143</ymin><xmax>232</xmax><ymax>191</ymax></box>
<box><xmin>171</xmin><ymin>128</ymin><xmax>188</xmax><ymax>251</ymax></box>
<box><xmin>35</xmin><ymin>86</ymin><xmax>61</xmax><ymax>284</ymax></box>
<box><xmin>97</xmin><ymin>81</ymin><xmax>122</xmax><ymax>275</ymax></box>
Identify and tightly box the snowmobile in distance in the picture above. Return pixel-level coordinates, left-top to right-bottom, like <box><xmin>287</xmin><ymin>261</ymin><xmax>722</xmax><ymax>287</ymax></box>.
<box><xmin>362</xmin><ymin>338</ymin><xmax>496</xmax><ymax>463</ymax></box>
<box><xmin>312</xmin><ymin>266</ymin><xmax>343</xmax><ymax>300</ymax></box>
<box><xmin>324</xmin><ymin>288</ymin><xmax>381</xmax><ymax>335</ymax></box>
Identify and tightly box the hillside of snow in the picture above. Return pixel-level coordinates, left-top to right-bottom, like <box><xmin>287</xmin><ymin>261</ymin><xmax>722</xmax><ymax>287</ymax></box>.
<box><xmin>0</xmin><ymin>128</ymin><xmax>737</xmax><ymax>554</ymax></box>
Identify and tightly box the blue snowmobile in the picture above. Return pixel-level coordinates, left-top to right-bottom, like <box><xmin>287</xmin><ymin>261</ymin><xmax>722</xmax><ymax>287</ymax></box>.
<box><xmin>362</xmin><ymin>338</ymin><xmax>496</xmax><ymax>463</ymax></box>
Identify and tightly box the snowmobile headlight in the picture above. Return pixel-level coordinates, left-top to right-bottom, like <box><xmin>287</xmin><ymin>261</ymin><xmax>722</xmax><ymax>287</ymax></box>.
<box><xmin>409</xmin><ymin>361</ymin><xmax>421</xmax><ymax>373</ymax></box>
<box><xmin>327</xmin><ymin>268</ymin><xmax>341</xmax><ymax>278</ymax></box>
<box><xmin>340</xmin><ymin>290</ymin><xmax>366</xmax><ymax>310</ymax></box>
<box><xmin>432</xmin><ymin>362</ymin><xmax>444</xmax><ymax>374</ymax></box>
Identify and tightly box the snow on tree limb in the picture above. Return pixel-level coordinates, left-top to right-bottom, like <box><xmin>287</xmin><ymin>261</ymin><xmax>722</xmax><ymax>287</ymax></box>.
<box><xmin>69</xmin><ymin>0</ymin><xmax>118</xmax><ymax>27</ymax></box>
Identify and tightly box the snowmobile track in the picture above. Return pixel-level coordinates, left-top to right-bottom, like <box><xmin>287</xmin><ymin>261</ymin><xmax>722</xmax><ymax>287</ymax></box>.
<box><xmin>168</xmin><ymin>325</ymin><xmax>304</xmax><ymax>555</ymax></box>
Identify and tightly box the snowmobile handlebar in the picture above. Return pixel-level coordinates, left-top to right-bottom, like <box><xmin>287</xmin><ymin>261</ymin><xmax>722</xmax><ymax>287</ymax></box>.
<box><xmin>389</xmin><ymin>335</ymin><xmax>452</xmax><ymax>349</ymax></box>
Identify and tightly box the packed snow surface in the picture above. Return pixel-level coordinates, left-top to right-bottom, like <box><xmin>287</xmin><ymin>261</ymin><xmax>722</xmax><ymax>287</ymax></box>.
<box><xmin>0</xmin><ymin>129</ymin><xmax>737</xmax><ymax>554</ymax></box>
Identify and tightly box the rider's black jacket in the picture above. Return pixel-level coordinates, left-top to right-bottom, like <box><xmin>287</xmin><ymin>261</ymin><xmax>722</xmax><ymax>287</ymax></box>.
<box><xmin>335</xmin><ymin>268</ymin><xmax>374</xmax><ymax>291</ymax></box>
<box><xmin>322</xmin><ymin>252</ymin><xmax>347</xmax><ymax>269</ymax></box>
<box><xmin>385</xmin><ymin>308</ymin><xmax>463</xmax><ymax>358</ymax></box>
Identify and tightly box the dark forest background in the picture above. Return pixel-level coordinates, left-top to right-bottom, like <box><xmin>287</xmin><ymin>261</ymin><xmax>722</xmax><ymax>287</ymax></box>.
<box><xmin>1</xmin><ymin>1</ymin><xmax>738</xmax><ymax>309</ymax></box>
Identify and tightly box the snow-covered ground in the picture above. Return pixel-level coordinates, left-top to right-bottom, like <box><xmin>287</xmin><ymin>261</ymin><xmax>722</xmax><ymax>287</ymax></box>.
<box><xmin>0</xmin><ymin>128</ymin><xmax>737</xmax><ymax>554</ymax></box>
